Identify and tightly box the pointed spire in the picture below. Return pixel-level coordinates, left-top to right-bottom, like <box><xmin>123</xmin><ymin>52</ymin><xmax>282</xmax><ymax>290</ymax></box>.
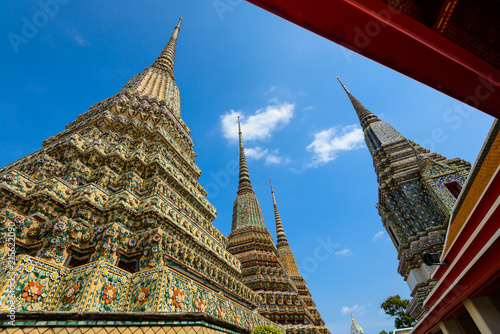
<box><xmin>270</xmin><ymin>180</ymin><xmax>289</xmax><ymax>247</ymax></box>
<box><xmin>237</xmin><ymin>117</ymin><xmax>254</xmax><ymax>195</ymax></box>
<box><xmin>350</xmin><ymin>312</ymin><xmax>364</xmax><ymax>334</ymax></box>
<box><xmin>337</xmin><ymin>77</ymin><xmax>380</xmax><ymax>129</ymax></box>
<box><xmin>153</xmin><ymin>18</ymin><xmax>182</xmax><ymax>77</ymax></box>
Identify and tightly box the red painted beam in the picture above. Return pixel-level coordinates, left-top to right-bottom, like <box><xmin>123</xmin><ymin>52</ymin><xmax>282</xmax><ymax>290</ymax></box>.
<box><xmin>245</xmin><ymin>0</ymin><xmax>500</xmax><ymax>119</ymax></box>
<box><xmin>413</xmin><ymin>236</ymin><xmax>500</xmax><ymax>333</ymax></box>
<box><xmin>411</xmin><ymin>169</ymin><xmax>500</xmax><ymax>333</ymax></box>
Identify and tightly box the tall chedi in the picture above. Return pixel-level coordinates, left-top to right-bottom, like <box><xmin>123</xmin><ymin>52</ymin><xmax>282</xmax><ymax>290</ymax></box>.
<box><xmin>337</xmin><ymin>78</ymin><xmax>471</xmax><ymax>320</ymax></box>
<box><xmin>349</xmin><ymin>313</ymin><xmax>364</xmax><ymax>334</ymax></box>
<box><xmin>0</xmin><ymin>19</ymin><xmax>281</xmax><ymax>333</ymax></box>
<box><xmin>270</xmin><ymin>180</ymin><xmax>327</xmax><ymax>331</ymax></box>
<box><xmin>227</xmin><ymin>119</ymin><xmax>330</xmax><ymax>334</ymax></box>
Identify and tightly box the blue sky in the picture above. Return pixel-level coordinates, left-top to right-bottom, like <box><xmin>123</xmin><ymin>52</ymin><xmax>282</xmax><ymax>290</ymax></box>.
<box><xmin>0</xmin><ymin>0</ymin><xmax>494</xmax><ymax>333</ymax></box>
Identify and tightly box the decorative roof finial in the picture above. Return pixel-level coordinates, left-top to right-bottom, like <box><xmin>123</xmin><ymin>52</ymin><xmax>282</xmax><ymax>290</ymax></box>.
<box><xmin>270</xmin><ymin>179</ymin><xmax>289</xmax><ymax>247</ymax></box>
<box><xmin>337</xmin><ymin>77</ymin><xmax>379</xmax><ymax>129</ymax></box>
<box><xmin>237</xmin><ymin>117</ymin><xmax>254</xmax><ymax>195</ymax></box>
<box><xmin>153</xmin><ymin>17</ymin><xmax>183</xmax><ymax>77</ymax></box>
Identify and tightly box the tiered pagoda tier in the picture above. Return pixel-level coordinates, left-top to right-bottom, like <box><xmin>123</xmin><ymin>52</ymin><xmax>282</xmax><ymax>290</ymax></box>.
<box><xmin>227</xmin><ymin>120</ymin><xmax>330</xmax><ymax>334</ymax></box>
<box><xmin>337</xmin><ymin>78</ymin><xmax>471</xmax><ymax>320</ymax></box>
<box><xmin>270</xmin><ymin>180</ymin><xmax>328</xmax><ymax>331</ymax></box>
<box><xmin>0</xmin><ymin>20</ymin><xmax>282</xmax><ymax>332</ymax></box>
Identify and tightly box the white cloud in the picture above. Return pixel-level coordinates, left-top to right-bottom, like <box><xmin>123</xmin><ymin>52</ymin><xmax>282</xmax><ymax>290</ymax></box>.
<box><xmin>372</xmin><ymin>231</ymin><xmax>384</xmax><ymax>242</ymax></box>
<box><xmin>335</xmin><ymin>248</ymin><xmax>351</xmax><ymax>256</ymax></box>
<box><xmin>266</xmin><ymin>154</ymin><xmax>282</xmax><ymax>165</ymax></box>
<box><xmin>220</xmin><ymin>101</ymin><xmax>295</xmax><ymax>141</ymax></box>
<box><xmin>306</xmin><ymin>125</ymin><xmax>364</xmax><ymax>167</ymax></box>
<box><xmin>242</xmin><ymin>147</ymin><xmax>290</xmax><ymax>165</ymax></box>
<box><xmin>74</xmin><ymin>35</ymin><xmax>90</xmax><ymax>47</ymax></box>
<box><xmin>341</xmin><ymin>304</ymin><xmax>366</xmax><ymax>316</ymax></box>
<box><xmin>266</xmin><ymin>154</ymin><xmax>290</xmax><ymax>165</ymax></box>
<box><xmin>266</xmin><ymin>86</ymin><xmax>277</xmax><ymax>95</ymax></box>
<box><xmin>67</xmin><ymin>30</ymin><xmax>91</xmax><ymax>47</ymax></box>
<box><xmin>245</xmin><ymin>147</ymin><xmax>268</xmax><ymax>160</ymax></box>
<box><xmin>263</xmin><ymin>149</ymin><xmax>290</xmax><ymax>165</ymax></box>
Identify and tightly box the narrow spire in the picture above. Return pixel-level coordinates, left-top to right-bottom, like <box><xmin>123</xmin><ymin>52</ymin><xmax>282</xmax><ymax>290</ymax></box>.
<box><xmin>337</xmin><ymin>77</ymin><xmax>379</xmax><ymax>129</ymax></box>
<box><xmin>270</xmin><ymin>179</ymin><xmax>289</xmax><ymax>247</ymax></box>
<box><xmin>153</xmin><ymin>18</ymin><xmax>183</xmax><ymax>77</ymax></box>
<box><xmin>350</xmin><ymin>312</ymin><xmax>364</xmax><ymax>334</ymax></box>
<box><xmin>237</xmin><ymin>117</ymin><xmax>254</xmax><ymax>195</ymax></box>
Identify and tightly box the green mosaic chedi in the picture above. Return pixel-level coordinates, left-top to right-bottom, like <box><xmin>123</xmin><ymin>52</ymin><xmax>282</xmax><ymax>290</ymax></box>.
<box><xmin>227</xmin><ymin>120</ymin><xmax>329</xmax><ymax>334</ymax></box>
<box><xmin>271</xmin><ymin>181</ymin><xmax>326</xmax><ymax>329</ymax></box>
<box><xmin>337</xmin><ymin>79</ymin><xmax>471</xmax><ymax>320</ymax></box>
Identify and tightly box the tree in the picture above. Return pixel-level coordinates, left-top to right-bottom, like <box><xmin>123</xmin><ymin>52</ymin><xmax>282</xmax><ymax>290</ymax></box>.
<box><xmin>251</xmin><ymin>326</ymin><xmax>283</xmax><ymax>334</ymax></box>
<box><xmin>380</xmin><ymin>295</ymin><xmax>416</xmax><ymax>329</ymax></box>
<box><xmin>378</xmin><ymin>331</ymin><xmax>391</xmax><ymax>334</ymax></box>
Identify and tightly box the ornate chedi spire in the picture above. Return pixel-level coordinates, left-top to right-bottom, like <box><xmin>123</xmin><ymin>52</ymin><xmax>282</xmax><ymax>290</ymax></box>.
<box><xmin>0</xmin><ymin>20</ymin><xmax>286</xmax><ymax>331</ymax></box>
<box><xmin>270</xmin><ymin>179</ymin><xmax>288</xmax><ymax>247</ymax></box>
<box><xmin>350</xmin><ymin>313</ymin><xmax>364</xmax><ymax>334</ymax></box>
<box><xmin>227</xmin><ymin>125</ymin><xmax>329</xmax><ymax>334</ymax></box>
<box><xmin>119</xmin><ymin>18</ymin><xmax>185</xmax><ymax>121</ymax></box>
<box><xmin>230</xmin><ymin>118</ymin><xmax>265</xmax><ymax>231</ymax></box>
<box><xmin>270</xmin><ymin>180</ymin><xmax>328</xmax><ymax>331</ymax></box>
<box><xmin>338</xmin><ymin>78</ymin><xmax>471</xmax><ymax>320</ymax></box>
<box><xmin>337</xmin><ymin>77</ymin><xmax>380</xmax><ymax>129</ymax></box>
<box><xmin>152</xmin><ymin>18</ymin><xmax>182</xmax><ymax>76</ymax></box>
<box><xmin>238</xmin><ymin>117</ymin><xmax>254</xmax><ymax>195</ymax></box>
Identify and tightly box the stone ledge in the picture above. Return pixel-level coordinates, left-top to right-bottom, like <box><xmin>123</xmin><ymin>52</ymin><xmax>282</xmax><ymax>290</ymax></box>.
<box><xmin>0</xmin><ymin>311</ymin><xmax>250</xmax><ymax>334</ymax></box>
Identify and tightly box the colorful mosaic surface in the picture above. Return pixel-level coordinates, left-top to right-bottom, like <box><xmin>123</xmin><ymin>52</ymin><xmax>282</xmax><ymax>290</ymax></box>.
<box><xmin>1</xmin><ymin>324</ymin><xmax>240</xmax><ymax>334</ymax></box>
<box><xmin>338</xmin><ymin>79</ymin><xmax>470</xmax><ymax>320</ymax></box>
<box><xmin>0</xmin><ymin>255</ymin><xmax>280</xmax><ymax>332</ymax></box>
<box><xmin>0</xmin><ymin>19</ymin><xmax>262</xmax><ymax>310</ymax></box>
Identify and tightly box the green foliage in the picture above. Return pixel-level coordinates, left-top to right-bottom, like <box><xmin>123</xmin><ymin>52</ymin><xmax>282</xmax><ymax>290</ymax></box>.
<box><xmin>380</xmin><ymin>295</ymin><xmax>416</xmax><ymax>329</ymax></box>
<box><xmin>251</xmin><ymin>326</ymin><xmax>283</xmax><ymax>334</ymax></box>
<box><xmin>378</xmin><ymin>331</ymin><xmax>391</xmax><ymax>334</ymax></box>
